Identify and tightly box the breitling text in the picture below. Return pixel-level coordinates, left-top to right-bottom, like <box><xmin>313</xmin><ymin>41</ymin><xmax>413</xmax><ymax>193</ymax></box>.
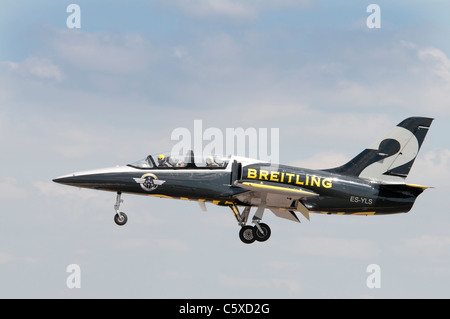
<box><xmin>246</xmin><ymin>168</ymin><xmax>333</xmax><ymax>189</ymax></box>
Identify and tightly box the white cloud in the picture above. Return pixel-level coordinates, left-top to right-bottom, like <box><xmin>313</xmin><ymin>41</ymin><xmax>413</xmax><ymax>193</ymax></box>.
<box><xmin>172</xmin><ymin>46</ymin><xmax>189</xmax><ymax>59</ymax></box>
<box><xmin>418</xmin><ymin>47</ymin><xmax>450</xmax><ymax>82</ymax></box>
<box><xmin>0</xmin><ymin>252</ymin><xmax>13</xmax><ymax>264</ymax></box>
<box><xmin>178</xmin><ymin>0</ymin><xmax>255</xmax><ymax>18</ymax></box>
<box><xmin>45</xmin><ymin>29</ymin><xmax>152</xmax><ymax>75</ymax></box>
<box><xmin>167</xmin><ymin>0</ymin><xmax>313</xmax><ymax>19</ymax></box>
<box><xmin>25</xmin><ymin>58</ymin><xmax>63</xmax><ymax>82</ymax></box>
<box><xmin>34</xmin><ymin>180</ymin><xmax>110</xmax><ymax>222</ymax></box>
<box><xmin>5</xmin><ymin>57</ymin><xmax>62</xmax><ymax>82</ymax></box>
<box><xmin>0</xmin><ymin>178</ymin><xmax>27</xmax><ymax>199</ymax></box>
<box><xmin>303</xmin><ymin>41</ymin><xmax>450</xmax><ymax>116</ymax></box>
<box><xmin>53</xmin><ymin>127</ymin><xmax>107</xmax><ymax>159</ymax></box>
<box><xmin>288</xmin><ymin>152</ymin><xmax>350</xmax><ymax>170</ymax></box>
<box><xmin>408</xmin><ymin>149</ymin><xmax>450</xmax><ymax>187</ymax></box>
<box><xmin>34</xmin><ymin>181</ymin><xmax>102</xmax><ymax>204</ymax></box>
<box><xmin>0</xmin><ymin>252</ymin><xmax>40</xmax><ymax>265</ymax></box>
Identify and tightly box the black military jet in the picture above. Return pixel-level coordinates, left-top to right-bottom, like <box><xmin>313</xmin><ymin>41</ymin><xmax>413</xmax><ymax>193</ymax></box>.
<box><xmin>53</xmin><ymin>117</ymin><xmax>433</xmax><ymax>244</ymax></box>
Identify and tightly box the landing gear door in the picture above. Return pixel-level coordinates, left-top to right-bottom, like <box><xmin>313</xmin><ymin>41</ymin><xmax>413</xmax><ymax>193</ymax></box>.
<box><xmin>230</xmin><ymin>160</ymin><xmax>242</xmax><ymax>185</ymax></box>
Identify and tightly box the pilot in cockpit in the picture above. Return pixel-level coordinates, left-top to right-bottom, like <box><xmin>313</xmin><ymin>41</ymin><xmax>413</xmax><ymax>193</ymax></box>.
<box><xmin>157</xmin><ymin>154</ymin><xmax>171</xmax><ymax>167</ymax></box>
<box><xmin>206</xmin><ymin>155</ymin><xmax>219</xmax><ymax>167</ymax></box>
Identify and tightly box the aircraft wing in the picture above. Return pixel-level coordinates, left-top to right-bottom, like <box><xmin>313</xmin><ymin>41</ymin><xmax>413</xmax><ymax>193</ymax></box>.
<box><xmin>233</xmin><ymin>180</ymin><xmax>319</xmax><ymax>199</ymax></box>
<box><xmin>233</xmin><ymin>179</ymin><xmax>318</xmax><ymax>223</ymax></box>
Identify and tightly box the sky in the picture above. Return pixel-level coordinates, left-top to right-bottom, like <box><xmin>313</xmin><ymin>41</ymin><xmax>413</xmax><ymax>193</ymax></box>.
<box><xmin>1</xmin><ymin>0</ymin><xmax>450</xmax><ymax>299</ymax></box>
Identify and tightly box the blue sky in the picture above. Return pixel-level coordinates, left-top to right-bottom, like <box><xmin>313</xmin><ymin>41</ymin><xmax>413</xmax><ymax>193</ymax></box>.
<box><xmin>1</xmin><ymin>1</ymin><xmax>450</xmax><ymax>298</ymax></box>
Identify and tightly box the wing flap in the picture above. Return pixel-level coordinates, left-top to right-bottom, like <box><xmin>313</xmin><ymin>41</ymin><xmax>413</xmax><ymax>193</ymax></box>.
<box><xmin>296</xmin><ymin>201</ymin><xmax>311</xmax><ymax>221</ymax></box>
<box><xmin>270</xmin><ymin>208</ymin><xmax>300</xmax><ymax>223</ymax></box>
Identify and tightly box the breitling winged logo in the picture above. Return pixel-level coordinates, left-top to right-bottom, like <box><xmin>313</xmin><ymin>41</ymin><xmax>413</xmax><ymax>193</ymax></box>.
<box><xmin>133</xmin><ymin>173</ymin><xmax>166</xmax><ymax>192</ymax></box>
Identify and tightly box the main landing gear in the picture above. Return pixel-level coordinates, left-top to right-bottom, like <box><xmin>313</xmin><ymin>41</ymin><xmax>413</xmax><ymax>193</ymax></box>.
<box><xmin>230</xmin><ymin>205</ymin><xmax>271</xmax><ymax>244</ymax></box>
<box><xmin>113</xmin><ymin>192</ymin><xmax>128</xmax><ymax>226</ymax></box>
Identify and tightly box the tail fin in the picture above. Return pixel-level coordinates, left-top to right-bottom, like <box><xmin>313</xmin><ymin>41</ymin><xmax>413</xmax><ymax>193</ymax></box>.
<box><xmin>326</xmin><ymin>117</ymin><xmax>433</xmax><ymax>183</ymax></box>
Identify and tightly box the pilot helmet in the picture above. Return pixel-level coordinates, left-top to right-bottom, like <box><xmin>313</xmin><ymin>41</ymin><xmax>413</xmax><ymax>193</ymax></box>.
<box><xmin>206</xmin><ymin>156</ymin><xmax>214</xmax><ymax>165</ymax></box>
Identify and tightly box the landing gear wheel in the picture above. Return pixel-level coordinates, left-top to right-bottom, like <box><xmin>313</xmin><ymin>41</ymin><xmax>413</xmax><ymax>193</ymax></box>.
<box><xmin>114</xmin><ymin>212</ymin><xmax>128</xmax><ymax>226</ymax></box>
<box><xmin>253</xmin><ymin>223</ymin><xmax>271</xmax><ymax>242</ymax></box>
<box><xmin>239</xmin><ymin>225</ymin><xmax>256</xmax><ymax>244</ymax></box>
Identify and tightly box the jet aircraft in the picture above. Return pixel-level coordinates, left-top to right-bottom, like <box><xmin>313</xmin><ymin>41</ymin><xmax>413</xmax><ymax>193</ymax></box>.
<box><xmin>53</xmin><ymin>117</ymin><xmax>433</xmax><ymax>244</ymax></box>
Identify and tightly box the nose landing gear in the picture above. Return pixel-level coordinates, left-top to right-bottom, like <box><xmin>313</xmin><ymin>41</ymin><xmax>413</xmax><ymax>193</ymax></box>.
<box><xmin>113</xmin><ymin>192</ymin><xmax>128</xmax><ymax>226</ymax></box>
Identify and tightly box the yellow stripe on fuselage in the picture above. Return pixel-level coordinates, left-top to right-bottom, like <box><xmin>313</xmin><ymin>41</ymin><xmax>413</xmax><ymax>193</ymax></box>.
<box><xmin>319</xmin><ymin>211</ymin><xmax>377</xmax><ymax>215</ymax></box>
<box><xmin>241</xmin><ymin>182</ymin><xmax>317</xmax><ymax>196</ymax></box>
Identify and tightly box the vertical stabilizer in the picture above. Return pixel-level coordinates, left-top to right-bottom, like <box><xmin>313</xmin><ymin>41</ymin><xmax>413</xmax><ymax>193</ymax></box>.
<box><xmin>326</xmin><ymin>117</ymin><xmax>433</xmax><ymax>183</ymax></box>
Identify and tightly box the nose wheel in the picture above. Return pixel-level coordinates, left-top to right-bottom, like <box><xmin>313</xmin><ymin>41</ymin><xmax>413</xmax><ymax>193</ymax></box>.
<box><xmin>113</xmin><ymin>192</ymin><xmax>128</xmax><ymax>226</ymax></box>
<box><xmin>114</xmin><ymin>212</ymin><xmax>128</xmax><ymax>226</ymax></box>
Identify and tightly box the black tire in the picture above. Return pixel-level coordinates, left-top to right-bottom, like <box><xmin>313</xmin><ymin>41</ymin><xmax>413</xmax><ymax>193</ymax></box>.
<box><xmin>239</xmin><ymin>225</ymin><xmax>256</xmax><ymax>244</ymax></box>
<box><xmin>114</xmin><ymin>212</ymin><xmax>128</xmax><ymax>226</ymax></box>
<box><xmin>253</xmin><ymin>223</ymin><xmax>271</xmax><ymax>242</ymax></box>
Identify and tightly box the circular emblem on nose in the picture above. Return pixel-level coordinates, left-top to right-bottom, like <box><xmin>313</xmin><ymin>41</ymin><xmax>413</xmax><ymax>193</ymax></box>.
<box><xmin>133</xmin><ymin>173</ymin><xmax>166</xmax><ymax>192</ymax></box>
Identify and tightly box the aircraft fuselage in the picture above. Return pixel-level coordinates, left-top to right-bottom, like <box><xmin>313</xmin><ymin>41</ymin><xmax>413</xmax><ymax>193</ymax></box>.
<box><xmin>53</xmin><ymin>117</ymin><xmax>433</xmax><ymax>244</ymax></box>
<box><xmin>53</xmin><ymin>160</ymin><xmax>421</xmax><ymax>216</ymax></box>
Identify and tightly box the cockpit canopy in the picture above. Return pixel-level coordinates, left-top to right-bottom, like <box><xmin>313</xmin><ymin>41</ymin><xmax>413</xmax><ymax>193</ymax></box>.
<box><xmin>128</xmin><ymin>151</ymin><xmax>230</xmax><ymax>169</ymax></box>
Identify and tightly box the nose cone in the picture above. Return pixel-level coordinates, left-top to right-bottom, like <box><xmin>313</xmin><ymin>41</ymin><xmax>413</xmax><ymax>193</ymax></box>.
<box><xmin>53</xmin><ymin>174</ymin><xmax>75</xmax><ymax>185</ymax></box>
<box><xmin>53</xmin><ymin>166</ymin><xmax>135</xmax><ymax>191</ymax></box>
<box><xmin>52</xmin><ymin>173</ymin><xmax>83</xmax><ymax>186</ymax></box>
<box><xmin>52</xmin><ymin>171</ymin><xmax>107</xmax><ymax>189</ymax></box>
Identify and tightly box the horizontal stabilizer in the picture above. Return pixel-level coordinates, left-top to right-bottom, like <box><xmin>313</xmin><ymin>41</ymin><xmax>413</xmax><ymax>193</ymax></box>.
<box><xmin>379</xmin><ymin>183</ymin><xmax>430</xmax><ymax>197</ymax></box>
